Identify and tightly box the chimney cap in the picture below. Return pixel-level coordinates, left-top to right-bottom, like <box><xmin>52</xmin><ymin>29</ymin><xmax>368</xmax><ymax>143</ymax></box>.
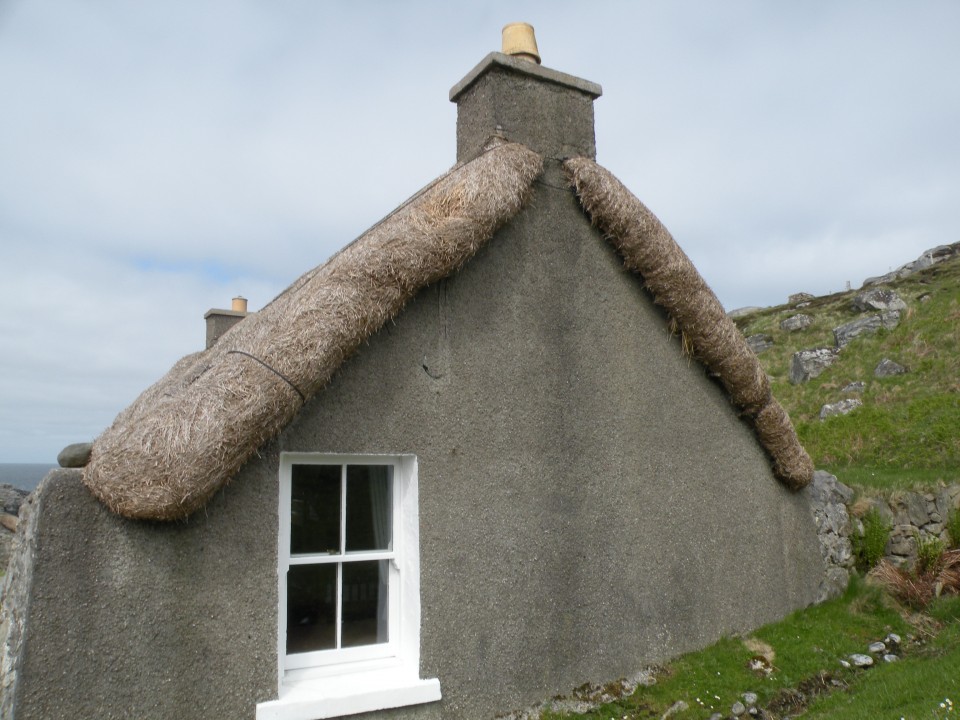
<box><xmin>450</xmin><ymin>52</ymin><xmax>601</xmax><ymax>104</ymax></box>
<box><xmin>501</xmin><ymin>22</ymin><xmax>541</xmax><ymax>64</ymax></box>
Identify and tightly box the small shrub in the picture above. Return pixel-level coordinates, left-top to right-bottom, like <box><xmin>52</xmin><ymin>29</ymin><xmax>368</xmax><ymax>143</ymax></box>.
<box><xmin>853</xmin><ymin>507</ymin><xmax>891</xmax><ymax>572</ymax></box>
<box><xmin>946</xmin><ymin>508</ymin><xmax>960</xmax><ymax>549</ymax></box>
<box><xmin>917</xmin><ymin>534</ymin><xmax>946</xmax><ymax>574</ymax></box>
<box><xmin>870</xmin><ymin>549</ymin><xmax>960</xmax><ymax>610</ymax></box>
<box><xmin>870</xmin><ymin>561</ymin><xmax>934</xmax><ymax>610</ymax></box>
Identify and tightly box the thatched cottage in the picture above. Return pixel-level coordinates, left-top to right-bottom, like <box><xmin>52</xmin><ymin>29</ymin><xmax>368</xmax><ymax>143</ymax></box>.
<box><xmin>2</xmin><ymin>26</ymin><xmax>823</xmax><ymax>720</ymax></box>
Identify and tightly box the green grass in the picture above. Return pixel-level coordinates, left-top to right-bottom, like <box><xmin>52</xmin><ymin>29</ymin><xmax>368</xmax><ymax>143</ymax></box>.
<box><xmin>804</xmin><ymin>597</ymin><xmax>960</xmax><ymax>719</ymax></box>
<box><xmin>733</xmin><ymin>254</ymin><xmax>960</xmax><ymax>492</ymax></box>
<box><xmin>823</xmin><ymin>467</ymin><xmax>957</xmax><ymax>493</ymax></box>
<box><xmin>536</xmin><ymin>581</ymin><xmax>960</xmax><ymax>720</ymax></box>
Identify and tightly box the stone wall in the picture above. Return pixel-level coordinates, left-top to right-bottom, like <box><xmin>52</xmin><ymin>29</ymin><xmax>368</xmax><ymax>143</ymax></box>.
<box><xmin>807</xmin><ymin>471</ymin><xmax>960</xmax><ymax>590</ymax></box>
<box><xmin>857</xmin><ymin>484</ymin><xmax>960</xmax><ymax>566</ymax></box>
<box><xmin>806</xmin><ymin>471</ymin><xmax>855</xmax><ymax>601</ymax></box>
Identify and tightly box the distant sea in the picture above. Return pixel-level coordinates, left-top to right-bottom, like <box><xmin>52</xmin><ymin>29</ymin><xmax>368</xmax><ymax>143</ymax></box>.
<box><xmin>0</xmin><ymin>464</ymin><xmax>57</xmax><ymax>492</ymax></box>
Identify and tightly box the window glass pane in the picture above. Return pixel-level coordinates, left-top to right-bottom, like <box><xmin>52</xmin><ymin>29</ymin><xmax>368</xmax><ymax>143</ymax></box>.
<box><xmin>291</xmin><ymin>464</ymin><xmax>341</xmax><ymax>555</ymax></box>
<box><xmin>341</xmin><ymin>560</ymin><xmax>389</xmax><ymax>648</ymax></box>
<box><xmin>345</xmin><ymin>465</ymin><xmax>392</xmax><ymax>552</ymax></box>
<box><xmin>286</xmin><ymin>564</ymin><xmax>336</xmax><ymax>654</ymax></box>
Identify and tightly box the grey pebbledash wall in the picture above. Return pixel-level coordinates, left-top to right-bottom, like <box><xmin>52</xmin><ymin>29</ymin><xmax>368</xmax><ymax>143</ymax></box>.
<box><xmin>1</xmin><ymin>52</ymin><xmax>825</xmax><ymax>720</ymax></box>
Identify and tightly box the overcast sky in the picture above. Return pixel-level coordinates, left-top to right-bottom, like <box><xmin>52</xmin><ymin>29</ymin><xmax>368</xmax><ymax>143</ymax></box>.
<box><xmin>1</xmin><ymin>0</ymin><xmax>958</xmax><ymax>463</ymax></box>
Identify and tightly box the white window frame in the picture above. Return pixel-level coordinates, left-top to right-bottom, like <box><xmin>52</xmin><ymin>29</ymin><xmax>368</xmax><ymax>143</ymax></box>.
<box><xmin>256</xmin><ymin>453</ymin><xmax>441</xmax><ymax>720</ymax></box>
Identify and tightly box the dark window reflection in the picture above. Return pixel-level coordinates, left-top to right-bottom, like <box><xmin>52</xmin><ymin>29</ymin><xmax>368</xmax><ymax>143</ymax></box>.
<box><xmin>346</xmin><ymin>465</ymin><xmax>393</xmax><ymax>552</ymax></box>
<box><xmin>291</xmin><ymin>464</ymin><xmax>340</xmax><ymax>555</ymax></box>
<box><xmin>342</xmin><ymin>560</ymin><xmax>389</xmax><ymax>647</ymax></box>
<box><xmin>286</xmin><ymin>564</ymin><xmax>336</xmax><ymax>653</ymax></box>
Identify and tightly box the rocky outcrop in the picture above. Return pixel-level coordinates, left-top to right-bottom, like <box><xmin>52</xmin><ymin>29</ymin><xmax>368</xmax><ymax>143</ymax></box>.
<box><xmin>851</xmin><ymin>288</ymin><xmax>907</xmax><ymax>313</ymax></box>
<box><xmin>863</xmin><ymin>242</ymin><xmax>960</xmax><ymax>286</ymax></box>
<box><xmin>0</xmin><ymin>486</ymin><xmax>27</xmax><ymax>517</ymax></box>
<box><xmin>789</xmin><ymin>348</ymin><xmax>839</xmax><ymax>384</ymax></box>
<box><xmin>833</xmin><ymin>310</ymin><xmax>901</xmax><ymax>348</ymax></box>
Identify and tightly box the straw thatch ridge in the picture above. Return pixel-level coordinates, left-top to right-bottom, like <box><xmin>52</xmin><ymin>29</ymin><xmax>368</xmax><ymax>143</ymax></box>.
<box><xmin>563</xmin><ymin>156</ymin><xmax>813</xmax><ymax>490</ymax></box>
<box><xmin>84</xmin><ymin>141</ymin><xmax>543</xmax><ymax>520</ymax></box>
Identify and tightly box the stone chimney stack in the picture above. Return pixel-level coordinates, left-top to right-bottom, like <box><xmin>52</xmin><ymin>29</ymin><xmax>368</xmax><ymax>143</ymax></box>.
<box><xmin>449</xmin><ymin>24</ymin><xmax>602</xmax><ymax>164</ymax></box>
<box><xmin>204</xmin><ymin>296</ymin><xmax>250</xmax><ymax>349</ymax></box>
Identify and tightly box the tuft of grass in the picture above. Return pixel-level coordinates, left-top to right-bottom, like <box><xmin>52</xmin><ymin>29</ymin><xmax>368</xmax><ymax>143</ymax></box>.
<box><xmin>852</xmin><ymin>507</ymin><xmax>891</xmax><ymax>572</ymax></box>
<box><xmin>917</xmin><ymin>535</ymin><xmax>947</xmax><ymax>575</ymax></box>
<box><xmin>946</xmin><ymin>509</ymin><xmax>960</xmax><ymax>550</ymax></box>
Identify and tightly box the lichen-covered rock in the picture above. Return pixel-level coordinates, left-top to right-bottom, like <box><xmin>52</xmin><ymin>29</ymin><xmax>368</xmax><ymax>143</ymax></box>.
<box><xmin>875</xmin><ymin>358</ymin><xmax>907</xmax><ymax>377</ymax></box>
<box><xmin>851</xmin><ymin>288</ymin><xmax>907</xmax><ymax>313</ymax></box>
<box><xmin>833</xmin><ymin>311</ymin><xmax>900</xmax><ymax>348</ymax></box>
<box><xmin>780</xmin><ymin>314</ymin><xmax>812</xmax><ymax>332</ymax></box>
<box><xmin>820</xmin><ymin>398</ymin><xmax>862</xmax><ymax>420</ymax></box>
<box><xmin>790</xmin><ymin>347</ymin><xmax>839</xmax><ymax>384</ymax></box>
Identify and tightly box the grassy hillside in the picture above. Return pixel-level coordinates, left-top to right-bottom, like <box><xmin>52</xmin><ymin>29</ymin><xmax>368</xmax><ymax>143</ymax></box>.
<box><xmin>732</xmin><ymin>251</ymin><xmax>960</xmax><ymax>491</ymax></box>
<box><xmin>538</xmin><ymin>579</ymin><xmax>960</xmax><ymax>720</ymax></box>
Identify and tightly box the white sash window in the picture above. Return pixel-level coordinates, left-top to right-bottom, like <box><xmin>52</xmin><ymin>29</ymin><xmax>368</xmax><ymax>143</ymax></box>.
<box><xmin>258</xmin><ymin>454</ymin><xmax>440</xmax><ymax>720</ymax></box>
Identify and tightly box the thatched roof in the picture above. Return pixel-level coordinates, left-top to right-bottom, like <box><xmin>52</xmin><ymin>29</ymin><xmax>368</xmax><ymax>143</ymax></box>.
<box><xmin>84</xmin><ymin>141</ymin><xmax>811</xmax><ymax>521</ymax></box>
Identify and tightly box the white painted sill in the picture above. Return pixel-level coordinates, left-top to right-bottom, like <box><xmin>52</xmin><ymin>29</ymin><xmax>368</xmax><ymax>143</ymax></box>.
<box><xmin>255</xmin><ymin>669</ymin><xmax>441</xmax><ymax>720</ymax></box>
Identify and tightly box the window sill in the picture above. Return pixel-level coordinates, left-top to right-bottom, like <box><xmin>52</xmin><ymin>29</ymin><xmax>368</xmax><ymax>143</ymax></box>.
<box><xmin>256</xmin><ymin>669</ymin><xmax>441</xmax><ymax>720</ymax></box>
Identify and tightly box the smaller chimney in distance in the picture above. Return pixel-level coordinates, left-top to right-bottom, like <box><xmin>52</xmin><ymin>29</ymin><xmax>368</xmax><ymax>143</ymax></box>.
<box><xmin>204</xmin><ymin>296</ymin><xmax>251</xmax><ymax>349</ymax></box>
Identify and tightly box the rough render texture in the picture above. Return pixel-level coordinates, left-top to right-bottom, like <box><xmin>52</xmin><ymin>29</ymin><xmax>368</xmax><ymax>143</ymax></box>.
<box><xmin>3</xmin><ymin>467</ymin><xmax>278</xmax><ymax>719</ymax></box>
<box><xmin>4</xmin><ymin>174</ymin><xmax>823</xmax><ymax>720</ymax></box>
<box><xmin>452</xmin><ymin>54</ymin><xmax>600</xmax><ymax>162</ymax></box>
